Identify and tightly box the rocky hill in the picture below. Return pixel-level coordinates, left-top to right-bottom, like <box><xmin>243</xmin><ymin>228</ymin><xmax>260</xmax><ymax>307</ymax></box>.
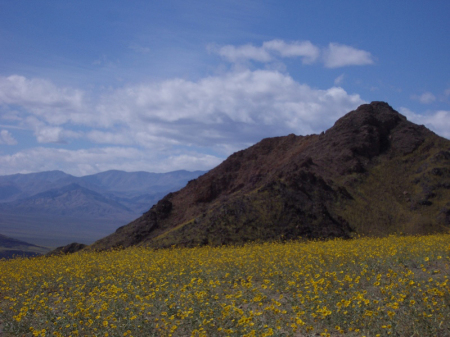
<box><xmin>89</xmin><ymin>102</ymin><xmax>450</xmax><ymax>250</ymax></box>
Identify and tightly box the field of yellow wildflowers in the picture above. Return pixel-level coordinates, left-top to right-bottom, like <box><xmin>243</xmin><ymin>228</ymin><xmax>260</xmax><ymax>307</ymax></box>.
<box><xmin>1</xmin><ymin>234</ymin><xmax>449</xmax><ymax>337</ymax></box>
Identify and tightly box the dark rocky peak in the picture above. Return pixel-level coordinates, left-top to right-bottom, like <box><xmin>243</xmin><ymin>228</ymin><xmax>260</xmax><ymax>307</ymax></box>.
<box><xmin>325</xmin><ymin>102</ymin><xmax>403</xmax><ymax>155</ymax></box>
<box><xmin>89</xmin><ymin>102</ymin><xmax>450</xmax><ymax>251</ymax></box>
<box><xmin>310</xmin><ymin>102</ymin><xmax>433</xmax><ymax>175</ymax></box>
<box><xmin>333</xmin><ymin>102</ymin><xmax>405</xmax><ymax>132</ymax></box>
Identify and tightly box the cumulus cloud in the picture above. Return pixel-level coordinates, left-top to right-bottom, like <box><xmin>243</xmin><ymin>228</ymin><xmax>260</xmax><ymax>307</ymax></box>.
<box><xmin>24</xmin><ymin>117</ymin><xmax>81</xmax><ymax>143</ymax></box>
<box><xmin>0</xmin><ymin>129</ymin><xmax>17</xmax><ymax>145</ymax></box>
<box><xmin>213</xmin><ymin>40</ymin><xmax>374</xmax><ymax>68</ymax></box>
<box><xmin>323</xmin><ymin>43</ymin><xmax>374</xmax><ymax>68</ymax></box>
<box><xmin>98</xmin><ymin>69</ymin><xmax>364</xmax><ymax>150</ymax></box>
<box><xmin>400</xmin><ymin>107</ymin><xmax>450</xmax><ymax>139</ymax></box>
<box><xmin>262</xmin><ymin>40</ymin><xmax>320</xmax><ymax>64</ymax></box>
<box><xmin>0</xmin><ymin>75</ymin><xmax>91</xmax><ymax>125</ymax></box>
<box><xmin>33</xmin><ymin>126</ymin><xmax>80</xmax><ymax>144</ymax></box>
<box><xmin>411</xmin><ymin>92</ymin><xmax>436</xmax><ymax>104</ymax></box>
<box><xmin>0</xmin><ymin>69</ymin><xmax>365</xmax><ymax>174</ymax></box>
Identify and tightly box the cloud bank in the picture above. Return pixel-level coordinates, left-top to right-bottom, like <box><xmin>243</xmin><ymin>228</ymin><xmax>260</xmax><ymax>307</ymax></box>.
<box><xmin>0</xmin><ymin>68</ymin><xmax>364</xmax><ymax>175</ymax></box>
<box><xmin>1</xmin><ymin>39</ymin><xmax>445</xmax><ymax>176</ymax></box>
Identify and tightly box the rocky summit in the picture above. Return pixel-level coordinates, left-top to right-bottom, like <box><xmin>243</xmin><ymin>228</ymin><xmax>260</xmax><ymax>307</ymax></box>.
<box><xmin>89</xmin><ymin>102</ymin><xmax>450</xmax><ymax>250</ymax></box>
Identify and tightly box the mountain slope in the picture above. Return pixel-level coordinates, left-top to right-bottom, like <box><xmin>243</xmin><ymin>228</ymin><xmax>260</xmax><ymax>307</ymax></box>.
<box><xmin>0</xmin><ymin>170</ymin><xmax>71</xmax><ymax>202</ymax></box>
<box><xmin>76</xmin><ymin>170</ymin><xmax>207</xmax><ymax>213</ymax></box>
<box><xmin>81</xmin><ymin>170</ymin><xmax>205</xmax><ymax>192</ymax></box>
<box><xmin>0</xmin><ymin>234</ymin><xmax>50</xmax><ymax>259</ymax></box>
<box><xmin>0</xmin><ymin>183</ymin><xmax>135</xmax><ymax>218</ymax></box>
<box><xmin>0</xmin><ymin>170</ymin><xmax>206</xmax><ymax>213</ymax></box>
<box><xmin>89</xmin><ymin>102</ymin><xmax>450</xmax><ymax>250</ymax></box>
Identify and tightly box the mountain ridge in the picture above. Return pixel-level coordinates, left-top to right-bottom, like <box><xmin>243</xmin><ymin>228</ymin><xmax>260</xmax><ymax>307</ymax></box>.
<box><xmin>0</xmin><ymin>169</ymin><xmax>206</xmax><ymax>246</ymax></box>
<box><xmin>0</xmin><ymin>183</ymin><xmax>135</xmax><ymax>217</ymax></box>
<box><xmin>89</xmin><ymin>102</ymin><xmax>450</xmax><ymax>250</ymax></box>
<box><xmin>0</xmin><ymin>233</ymin><xmax>50</xmax><ymax>259</ymax></box>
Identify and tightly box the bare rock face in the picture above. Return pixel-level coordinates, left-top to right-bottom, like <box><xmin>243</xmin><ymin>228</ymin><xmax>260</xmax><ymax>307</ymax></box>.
<box><xmin>89</xmin><ymin>102</ymin><xmax>450</xmax><ymax>250</ymax></box>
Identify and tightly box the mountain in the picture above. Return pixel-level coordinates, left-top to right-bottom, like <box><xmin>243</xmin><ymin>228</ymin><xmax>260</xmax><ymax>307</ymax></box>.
<box><xmin>0</xmin><ymin>183</ymin><xmax>136</xmax><ymax>217</ymax></box>
<box><xmin>0</xmin><ymin>170</ymin><xmax>70</xmax><ymax>202</ymax></box>
<box><xmin>0</xmin><ymin>233</ymin><xmax>50</xmax><ymax>259</ymax></box>
<box><xmin>89</xmin><ymin>102</ymin><xmax>450</xmax><ymax>250</ymax></box>
<box><xmin>0</xmin><ymin>170</ymin><xmax>206</xmax><ymax>213</ymax></box>
<box><xmin>0</xmin><ymin>170</ymin><xmax>206</xmax><ymax>247</ymax></box>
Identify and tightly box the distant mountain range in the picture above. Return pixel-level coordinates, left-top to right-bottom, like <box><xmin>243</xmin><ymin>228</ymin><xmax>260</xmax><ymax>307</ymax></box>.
<box><xmin>0</xmin><ymin>170</ymin><xmax>206</xmax><ymax>247</ymax></box>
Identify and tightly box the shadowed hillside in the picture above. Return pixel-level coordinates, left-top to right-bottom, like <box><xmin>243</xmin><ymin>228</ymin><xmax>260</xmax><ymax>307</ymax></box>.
<box><xmin>89</xmin><ymin>102</ymin><xmax>450</xmax><ymax>250</ymax></box>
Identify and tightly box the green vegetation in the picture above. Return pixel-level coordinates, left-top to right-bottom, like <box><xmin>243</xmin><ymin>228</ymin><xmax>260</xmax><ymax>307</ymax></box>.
<box><xmin>337</xmin><ymin>136</ymin><xmax>450</xmax><ymax>236</ymax></box>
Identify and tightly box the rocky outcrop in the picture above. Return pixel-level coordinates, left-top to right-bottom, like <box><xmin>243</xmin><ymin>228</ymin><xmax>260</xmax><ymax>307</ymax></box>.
<box><xmin>47</xmin><ymin>242</ymin><xmax>87</xmax><ymax>256</ymax></box>
<box><xmin>89</xmin><ymin>102</ymin><xmax>450</xmax><ymax>250</ymax></box>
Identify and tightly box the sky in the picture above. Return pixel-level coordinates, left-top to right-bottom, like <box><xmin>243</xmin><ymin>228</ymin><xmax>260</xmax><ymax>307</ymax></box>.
<box><xmin>0</xmin><ymin>0</ymin><xmax>449</xmax><ymax>176</ymax></box>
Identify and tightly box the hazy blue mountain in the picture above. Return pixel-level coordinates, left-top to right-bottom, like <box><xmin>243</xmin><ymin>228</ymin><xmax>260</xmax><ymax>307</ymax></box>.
<box><xmin>0</xmin><ymin>169</ymin><xmax>206</xmax><ymax>247</ymax></box>
<box><xmin>81</xmin><ymin>170</ymin><xmax>204</xmax><ymax>192</ymax></box>
<box><xmin>0</xmin><ymin>233</ymin><xmax>50</xmax><ymax>259</ymax></box>
<box><xmin>0</xmin><ymin>170</ymin><xmax>72</xmax><ymax>202</ymax></box>
<box><xmin>0</xmin><ymin>183</ymin><xmax>135</xmax><ymax>217</ymax></box>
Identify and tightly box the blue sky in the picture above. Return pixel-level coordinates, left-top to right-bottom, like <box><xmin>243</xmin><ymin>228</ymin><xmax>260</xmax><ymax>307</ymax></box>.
<box><xmin>0</xmin><ymin>0</ymin><xmax>449</xmax><ymax>176</ymax></box>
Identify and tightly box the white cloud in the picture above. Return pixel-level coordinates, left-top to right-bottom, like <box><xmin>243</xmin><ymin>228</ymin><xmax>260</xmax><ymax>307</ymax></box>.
<box><xmin>0</xmin><ymin>75</ymin><xmax>86</xmax><ymax>123</ymax></box>
<box><xmin>411</xmin><ymin>92</ymin><xmax>436</xmax><ymax>104</ymax></box>
<box><xmin>99</xmin><ymin>69</ymin><xmax>364</xmax><ymax>150</ymax></box>
<box><xmin>400</xmin><ymin>107</ymin><xmax>450</xmax><ymax>139</ymax></box>
<box><xmin>323</xmin><ymin>43</ymin><xmax>374</xmax><ymax>68</ymax></box>
<box><xmin>0</xmin><ymin>70</ymin><xmax>364</xmax><ymax>174</ymax></box>
<box><xmin>24</xmin><ymin>117</ymin><xmax>81</xmax><ymax>143</ymax></box>
<box><xmin>262</xmin><ymin>40</ymin><xmax>320</xmax><ymax>64</ymax></box>
<box><xmin>33</xmin><ymin>126</ymin><xmax>79</xmax><ymax>144</ymax></box>
<box><xmin>213</xmin><ymin>40</ymin><xmax>374</xmax><ymax>69</ymax></box>
<box><xmin>0</xmin><ymin>129</ymin><xmax>17</xmax><ymax>145</ymax></box>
